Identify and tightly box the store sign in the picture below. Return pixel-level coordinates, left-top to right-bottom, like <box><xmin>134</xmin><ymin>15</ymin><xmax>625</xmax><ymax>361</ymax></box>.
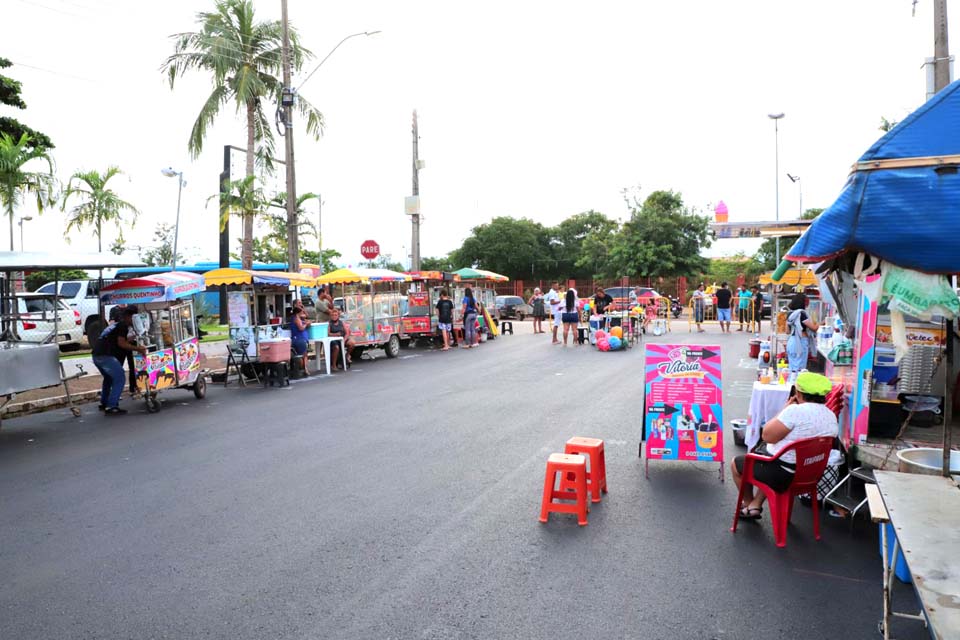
<box><xmin>643</xmin><ymin>344</ymin><xmax>724</xmax><ymax>465</ymax></box>
<box><xmin>360</xmin><ymin>240</ymin><xmax>380</xmax><ymax>260</ymax></box>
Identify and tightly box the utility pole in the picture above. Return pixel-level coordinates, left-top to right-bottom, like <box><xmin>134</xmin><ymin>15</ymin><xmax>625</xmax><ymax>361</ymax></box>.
<box><xmin>317</xmin><ymin>195</ymin><xmax>323</xmax><ymax>274</ymax></box>
<box><xmin>933</xmin><ymin>0</ymin><xmax>953</xmax><ymax>478</ymax></box>
<box><xmin>280</xmin><ymin>0</ymin><xmax>299</xmax><ymax>272</ymax></box>
<box><xmin>410</xmin><ymin>109</ymin><xmax>421</xmax><ymax>271</ymax></box>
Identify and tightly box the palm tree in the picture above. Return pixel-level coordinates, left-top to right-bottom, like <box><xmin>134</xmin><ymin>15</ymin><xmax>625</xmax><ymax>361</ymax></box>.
<box><xmin>209</xmin><ymin>175</ymin><xmax>267</xmax><ymax>262</ymax></box>
<box><xmin>0</xmin><ymin>132</ymin><xmax>56</xmax><ymax>250</ymax></box>
<box><xmin>61</xmin><ymin>166</ymin><xmax>139</xmax><ymax>252</ymax></box>
<box><xmin>162</xmin><ymin>0</ymin><xmax>323</xmax><ymax>268</ymax></box>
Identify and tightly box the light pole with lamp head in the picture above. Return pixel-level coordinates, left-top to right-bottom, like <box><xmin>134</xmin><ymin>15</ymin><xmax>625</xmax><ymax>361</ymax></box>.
<box><xmin>161</xmin><ymin>168</ymin><xmax>186</xmax><ymax>270</ymax></box>
<box><xmin>787</xmin><ymin>173</ymin><xmax>802</xmax><ymax>218</ymax></box>
<box><xmin>18</xmin><ymin>215</ymin><xmax>32</xmax><ymax>251</ymax></box>
<box><xmin>768</xmin><ymin>113</ymin><xmax>785</xmax><ymax>264</ymax></box>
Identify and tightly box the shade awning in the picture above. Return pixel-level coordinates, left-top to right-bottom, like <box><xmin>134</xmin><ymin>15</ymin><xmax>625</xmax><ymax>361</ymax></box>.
<box><xmin>405</xmin><ymin>270</ymin><xmax>460</xmax><ymax>282</ymax></box>
<box><xmin>759</xmin><ymin>268</ymin><xmax>819</xmax><ymax>287</ymax></box>
<box><xmin>452</xmin><ymin>267</ymin><xmax>510</xmax><ymax>282</ymax></box>
<box><xmin>100</xmin><ymin>271</ymin><xmax>205</xmax><ymax>304</ymax></box>
<box><xmin>317</xmin><ymin>268</ymin><xmax>410</xmax><ymax>285</ymax></box>
<box><xmin>203</xmin><ymin>268</ymin><xmax>315</xmax><ymax>288</ymax></box>
<box><xmin>0</xmin><ymin>251</ymin><xmax>145</xmax><ymax>271</ymax></box>
<box><xmin>787</xmin><ymin>78</ymin><xmax>960</xmax><ymax>274</ymax></box>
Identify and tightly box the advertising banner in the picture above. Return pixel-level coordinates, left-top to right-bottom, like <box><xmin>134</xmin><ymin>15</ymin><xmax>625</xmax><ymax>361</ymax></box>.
<box><xmin>643</xmin><ymin>344</ymin><xmax>724</xmax><ymax>477</ymax></box>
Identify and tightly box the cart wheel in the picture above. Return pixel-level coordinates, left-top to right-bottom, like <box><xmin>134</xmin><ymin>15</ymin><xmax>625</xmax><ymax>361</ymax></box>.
<box><xmin>519</xmin><ymin>313</ymin><xmax>525</xmax><ymax>321</ymax></box>
<box><xmin>193</xmin><ymin>376</ymin><xmax>207</xmax><ymax>399</ymax></box>
<box><xmin>384</xmin><ymin>335</ymin><xmax>401</xmax><ymax>358</ymax></box>
<box><xmin>71</xmin><ymin>407</ymin><xmax>81</xmax><ymax>417</ymax></box>
<box><xmin>145</xmin><ymin>394</ymin><xmax>161</xmax><ymax>413</ymax></box>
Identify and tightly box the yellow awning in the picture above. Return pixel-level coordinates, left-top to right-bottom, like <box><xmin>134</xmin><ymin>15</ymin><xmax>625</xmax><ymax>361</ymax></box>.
<box><xmin>759</xmin><ymin>267</ymin><xmax>818</xmax><ymax>287</ymax></box>
<box><xmin>316</xmin><ymin>267</ymin><xmax>410</xmax><ymax>285</ymax></box>
<box><xmin>203</xmin><ymin>268</ymin><xmax>253</xmax><ymax>287</ymax></box>
<box><xmin>203</xmin><ymin>268</ymin><xmax>316</xmax><ymax>288</ymax></box>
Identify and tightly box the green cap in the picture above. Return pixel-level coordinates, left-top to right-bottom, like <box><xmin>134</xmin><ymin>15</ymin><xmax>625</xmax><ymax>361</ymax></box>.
<box><xmin>795</xmin><ymin>371</ymin><xmax>833</xmax><ymax>396</ymax></box>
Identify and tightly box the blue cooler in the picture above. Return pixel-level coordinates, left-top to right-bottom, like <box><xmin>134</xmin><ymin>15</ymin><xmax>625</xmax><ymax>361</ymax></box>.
<box><xmin>308</xmin><ymin>324</ymin><xmax>329</xmax><ymax>340</ymax></box>
<box><xmin>879</xmin><ymin>523</ymin><xmax>912</xmax><ymax>583</ymax></box>
<box><xmin>588</xmin><ymin>316</ymin><xmax>604</xmax><ymax>345</ymax></box>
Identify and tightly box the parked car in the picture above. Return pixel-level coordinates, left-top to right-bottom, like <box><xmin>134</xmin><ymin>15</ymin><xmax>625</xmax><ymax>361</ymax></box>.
<box><xmin>14</xmin><ymin>293</ymin><xmax>84</xmax><ymax>349</ymax></box>
<box><xmin>34</xmin><ymin>279</ymin><xmax>109</xmax><ymax>338</ymax></box>
<box><xmin>602</xmin><ymin>286</ymin><xmax>660</xmax><ymax>312</ymax></box>
<box><xmin>761</xmin><ymin>293</ymin><xmax>772</xmax><ymax>318</ymax></box>
<box><xmin>494</xmin><ymin>295</ymin><xmax>531</xmax><ymax>320</ymax></box>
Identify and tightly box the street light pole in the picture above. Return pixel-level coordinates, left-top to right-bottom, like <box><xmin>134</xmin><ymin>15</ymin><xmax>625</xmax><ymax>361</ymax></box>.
<box><xmin>18</xmin><ymin>215</ymin><xmax>32</xmax><ymax>251</ymax></box>
<box><xmin>768</xmin><ymin>113</ymin><xmax>785</xmax><ymax>264</ymax></box>
<box><xmin>161</xmin><ymin>168</ymin><xmax>185</xmax><ymax>270</ymax></box>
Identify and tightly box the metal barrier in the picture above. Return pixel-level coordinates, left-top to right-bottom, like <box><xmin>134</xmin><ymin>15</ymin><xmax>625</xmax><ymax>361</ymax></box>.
<box><xmin>688</xmin><ymin>299</ymin><xmax>718</xmax><ymax>331</ymax></box>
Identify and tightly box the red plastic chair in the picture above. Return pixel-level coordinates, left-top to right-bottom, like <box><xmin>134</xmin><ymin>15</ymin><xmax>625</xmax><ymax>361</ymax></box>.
<box><xmin>730</xmin><ymin>436</ymin><xmax>835</xmax><ymax>548</ymax></box>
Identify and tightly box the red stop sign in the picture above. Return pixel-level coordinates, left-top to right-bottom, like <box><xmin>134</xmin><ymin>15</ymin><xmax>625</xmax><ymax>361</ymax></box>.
<box><xmin>360</xmin><ymin>239</ymin><xmax>380</xmax><ymax>260</ymax></box>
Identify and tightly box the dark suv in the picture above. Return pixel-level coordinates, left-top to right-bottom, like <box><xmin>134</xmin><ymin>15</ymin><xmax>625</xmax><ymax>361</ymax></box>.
<box><xmin>494</xmin><ymin>295</ymin><xmax>530</xmax><ymax>320</ymax></box>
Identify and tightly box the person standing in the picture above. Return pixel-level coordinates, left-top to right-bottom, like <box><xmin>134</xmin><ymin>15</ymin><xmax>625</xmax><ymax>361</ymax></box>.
<box><xmin>561</xmin><ymin>288</ymin><xmax>579</xmax><ymax>346</ymax></box>
<box><xmin>529</xmin><ymin>287</ymin><xmax>546</xmax><ymax>334</ymax></box>
<box><xmin>545</xmin><ymin>282</ymin><xmax>563</xmax><ymax>345</ymax></box>
<box><xmin>715</xmin><ymin>282</ymin><xmax>733</xmax><ymax>333</ymax></box>
<box><xmin>786</xmin><ymin>293</ymin><xmax>819</xmax><ymax>372</ymax></box>
<box><xmin>436</xmin><ymin>289</ymin><xmax>454</xmax><ymax>350</ymax></box>
<box><xmin>752</xmin><ymin>285</ymin><xmax>764</xmax><ymax>333</ymax></box>
<box><xmin>736</xmin><ymin>285</ymin><xmax>752</xmax><ymax>332</ymax></box>
<box><xmin>315</xmin><ymin>285</ymin><xmax>333</xmax><ymax>324</ymax></box>
<box><xmin>692</xmin><ymin>283</ymin><xmax>706</xmax><ymax>333</ymax></box>
<box><xmin>462</xmin><ymin>287</ymin><xmax>480</xmax><ymax>349</ymax></box>
<box><xmin>592</xmin><ymin>287</ymin><xmax>614</xmax><ymax>316</ymax></box>
<box><xmin>92</xmin><ymin>307</ymin><xmax>147</xmax><ymax>416</ymax></box>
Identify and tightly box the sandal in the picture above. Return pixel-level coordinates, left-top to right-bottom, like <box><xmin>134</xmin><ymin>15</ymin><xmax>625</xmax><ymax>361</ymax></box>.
<box><xmin>739</xmin><ymin>506</ymin><xmax>763</xmax><ymax>520</ymax></box>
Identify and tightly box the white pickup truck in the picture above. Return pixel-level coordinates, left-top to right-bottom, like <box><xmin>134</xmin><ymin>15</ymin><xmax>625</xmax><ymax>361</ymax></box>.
<box><xmin>34</xmin><ymin>279</ymin><xmax>109</xmax><ymax>342</ymax></box>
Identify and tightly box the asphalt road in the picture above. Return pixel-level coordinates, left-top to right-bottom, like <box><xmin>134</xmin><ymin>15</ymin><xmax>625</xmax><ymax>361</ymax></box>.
<box><xmin>0</xmin><ymin>322</ymin><xmax>927</xmax><ymax>639</ymax></box>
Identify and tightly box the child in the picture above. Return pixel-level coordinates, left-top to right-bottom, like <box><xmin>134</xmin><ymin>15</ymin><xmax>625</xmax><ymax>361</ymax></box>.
<box><xmin>436</xmin><ymin>289</ymin><xmax>454</xmax><ymax>351</ymax></box>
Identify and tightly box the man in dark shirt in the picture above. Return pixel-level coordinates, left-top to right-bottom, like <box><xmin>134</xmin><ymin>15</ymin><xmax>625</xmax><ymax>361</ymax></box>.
<box><xmin>752</xmin><ymin>285</ymin><xmax>764</xmax><ymax>332</ymax></box>
<box><xmin>327</xmin><ymin>308</ymin><xmax>355</xmax><ymax>370</ymax></box>
<box><xmin>715</xmin><ymin>282</ymin><xmax>733</xmax><ymax>333</ymax></box>
<box><xmin>92</xmin><ymin>307</ymin><xmax>147</xmax><ymax>415</ymax></box>
<box><xmin>593</xmin><ymin>287</ymin><xmax>614</xmax><ymax>315</ymax></box>
<box><xmin>435</xmin><ymin>289</ymin><xmax>454</xmax><ymax>351</ymax></box>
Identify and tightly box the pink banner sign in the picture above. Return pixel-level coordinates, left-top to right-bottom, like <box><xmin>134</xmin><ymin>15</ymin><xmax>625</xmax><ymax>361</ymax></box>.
<box><xmin>643</xmin><ymin>344</ymin><xmax>724</xmax><ymax>464</ymax></box>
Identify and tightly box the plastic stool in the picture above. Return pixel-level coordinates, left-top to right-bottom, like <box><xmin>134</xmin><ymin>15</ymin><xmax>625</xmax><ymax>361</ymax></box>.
<box><xmin>500</xmin><ymin>321</ymin><xmax>513</xmax><ymax>335</ymax></box>
<box><xmin>453</xmin><ymin>327</ymin><xmax>464</xmax><ymax>344</ymax></box>
<box><xmin>576</xmin><ymin>326</ymin><xmax>589</xmax><ymax>344</ymax></box>
<box><xmin>539</xmin><ymin>453</ymin><xmax>589</xmax><ymax>526</ymax></box>
<box><xmin>562</xmin><ymin>437</ymin><xmax>607</xmax><ymax>503</ymax></box>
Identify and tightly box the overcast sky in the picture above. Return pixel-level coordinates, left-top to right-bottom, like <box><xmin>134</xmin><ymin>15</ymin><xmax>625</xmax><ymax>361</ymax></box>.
<box><xmin>3</xmin><ymin>0</ymin><xmax>953</xmax><ymax>267</ymax></box>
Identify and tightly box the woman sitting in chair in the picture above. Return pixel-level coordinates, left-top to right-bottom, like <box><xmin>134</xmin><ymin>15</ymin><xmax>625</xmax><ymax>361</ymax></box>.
<box><xmin>731</xmin><ymin>372</ymin><xmax>839</xmax><ymax>520</ymax></box>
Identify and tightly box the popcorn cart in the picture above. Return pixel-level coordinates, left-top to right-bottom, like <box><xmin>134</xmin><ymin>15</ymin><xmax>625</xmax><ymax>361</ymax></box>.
<box><xmin>402</xmin><ymin>271</ymin><xmax>460</xmax><ymax>340</ymax></box>
<box><xmin>99</xmin><ymin>272</ymin><xmax>207</xmax><ymax>413</ymax></box>
<box><xmin>317</xmin><ymin>268</ymin><xmax>411</xmax><ymax>358</ymax></box>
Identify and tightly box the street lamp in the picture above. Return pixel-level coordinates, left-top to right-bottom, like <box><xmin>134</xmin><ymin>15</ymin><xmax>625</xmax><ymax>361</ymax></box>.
<box><xmin>161</xmin><ymin>167</ymin><xmax>186</xmax><ymax>270</ymax></box>
<box><xmin>768</xmin><ymin>113</ymin><xmax>785</xmax><ymax>264</ymax></box>
<box><xmin>17</xmin><ymin>215</ymin><xmax>32</xmax><ymax>251</ymax></box>
<box><xmin>787</xmin><ymin>173</ymin><xmax>802</xmax><ymax>218</ymax></box>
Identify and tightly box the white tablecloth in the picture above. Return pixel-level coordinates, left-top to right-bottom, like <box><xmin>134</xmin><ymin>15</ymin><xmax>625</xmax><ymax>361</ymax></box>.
<box><xmin>746</xmin><ymin>382</ymin><xmax>791</xmax><ymax>450</ymax></box>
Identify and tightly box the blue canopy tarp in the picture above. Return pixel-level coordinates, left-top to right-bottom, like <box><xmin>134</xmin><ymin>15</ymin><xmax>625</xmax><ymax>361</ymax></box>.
<box><xmin>786</xmin><ymin>78</ymin><xmax>960</xmax><ymax>275</ymax></box>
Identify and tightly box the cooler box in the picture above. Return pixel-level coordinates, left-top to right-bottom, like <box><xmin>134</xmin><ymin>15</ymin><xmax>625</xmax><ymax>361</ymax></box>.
<box><xmin>308</xmin><ymin>324</ymin><xmax>329</xmax><ymax>340</ymax></box>
<box><xmin>879</xmin><ymin>523</ymin><xmax>912</xmax><ymax>583</ymax></box>
<box><xmin>259</xmin><ymin>339</ymin><xmax>291</xmax><ymax>363</ymax></box>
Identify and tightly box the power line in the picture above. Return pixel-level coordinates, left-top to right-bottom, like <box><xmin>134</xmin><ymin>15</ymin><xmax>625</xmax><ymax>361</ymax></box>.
<box><xmin>14</xmin><ymin>0</ymin><xmax>84</xmax><ymax>18</ymax></box>
<box><xmin>6</xmin><ymin>59</ymin><xmax>98</xmax><ymax>83</ymax></box>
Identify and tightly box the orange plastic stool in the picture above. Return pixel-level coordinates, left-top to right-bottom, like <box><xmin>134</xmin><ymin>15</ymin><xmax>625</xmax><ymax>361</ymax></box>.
<box><xmin>562</xmin><ymin>437</ymin><xmax>607</xmax><ymax>503</ymax></box>
<box><xmin>539</xmin><ymin>453</ymin><xmax>589</xmax><ymax>526</ymax></box>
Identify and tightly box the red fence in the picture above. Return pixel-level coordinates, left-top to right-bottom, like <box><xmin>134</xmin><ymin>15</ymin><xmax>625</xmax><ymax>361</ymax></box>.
<box><xmin>494</xmin><ymin>277</ymin><xmax>689</xmax><ymax>300</ymax></box>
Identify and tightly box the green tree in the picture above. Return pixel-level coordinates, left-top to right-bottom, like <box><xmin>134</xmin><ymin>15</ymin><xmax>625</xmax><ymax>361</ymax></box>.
<box><xmin>449</xmin><ymin>216</ymin><xmax>553</xmax><ymax>279</ymax></box>
<box><xmin>61</xmin><ymin>166</ymin><xmax>139</xmax><ymax>252</ymax></box>
<box><xmin>244</xmin><ymin>192</ymin><xmax>319</xmax><ymax>264</ymax></box>
<box><xmin>551</xmin><ymin>210</ymin><xmax>619</xmax><ymax>279</ymax></box>
<box><xmin>25</xmin><ymin>269</ymin><xmax>87</xmax><ymax>291</ymax></box>
<box><xmin>211</xmin><ymin>175</ymin><xmax>267</xmax><ymax>267</ymax></box>
<box><xmin>300</xmin><ymin>248</ymin><xmax>341</xmax><ymax>273</ymax></box>
<box><xmin>365</xmin><ymin>254</ymin><xmax>405</xmax><ymax>272</ymax></box>
<box><xmin>605</xmin><ymin>189</ymin><xmax>711</xmax><ymax>278</ymax></box>
<box><xmin>140</xmin><ymin>223</ymin><xmax>185</xmax><ymax>267</ymax></box>
<box><xmin>754</xmin><ymin>208</ymin><xmax>824</xmax><ymax>270</ymax></box>
<box><xmin>0</xmin><ymin>58</ymin><xmax>54</xmax><ymax>152</ymax></box>
<box><xmin>0</xmin><ymin>132</ymin><xmax>55</xmax><ymax>251</ymax></box>
<box><xmin>419</xmin><ymin>255</ymin><xmax>454</xmax><ymax>272</ymax></box>
<box><xmin>162</xmin><ymin>0</ymin><xmax>323</xmax><ymax>268</ymax></box>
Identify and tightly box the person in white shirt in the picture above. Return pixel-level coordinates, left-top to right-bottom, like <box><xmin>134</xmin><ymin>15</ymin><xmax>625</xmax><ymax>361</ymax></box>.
<box><xmin>544</xmin><ymin>282</ymin><xmax>563</xmax><ymax>345</ymax></box>
<box><xmin>731</xmin><ymin>371</ymin><xmax>840</xmax><ymax>520</ymax></box>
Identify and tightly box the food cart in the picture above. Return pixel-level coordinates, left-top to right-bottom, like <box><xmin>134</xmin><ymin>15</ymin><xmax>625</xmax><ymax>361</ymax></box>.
<box><xmin>203</xmin><ymin>268</ymin><xmax>316</xmax><ymax>364</ymax></box>
<box><xmin>402</xmin><ymin>271</ymin><xmax>460</xmax><ymax>341</ymax></box>
<box><xmin>99</xmin><ymin>271</ymin><xmax>207</xmax><ymax>413</ymax></box>
<box><xmin>451</xmin><ymin>267</ymin><xmax>506</xmax><ymax>340</ymax></box>
<box><xmin>316</xmin><ymin>267</ymin><xmax>411</xmax><ymax>358</ymax></box>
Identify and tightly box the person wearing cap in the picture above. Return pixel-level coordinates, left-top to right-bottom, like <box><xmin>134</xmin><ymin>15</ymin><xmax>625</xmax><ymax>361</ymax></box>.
<box><xmin>731</xmin><ymin>372</ymin><xmax>840</xmax><ymax>520</ymax></box>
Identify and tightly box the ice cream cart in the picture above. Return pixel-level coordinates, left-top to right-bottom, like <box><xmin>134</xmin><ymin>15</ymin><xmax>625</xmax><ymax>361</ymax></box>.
<box><xmin>402</xmin><ymin>271</ymin><xmax>460</xmax><ymax>340</ymax></box>
<box><xmin>99</xmin><ymin>272</ymin><xmax>207</xmax><ymax>413</ymax></box>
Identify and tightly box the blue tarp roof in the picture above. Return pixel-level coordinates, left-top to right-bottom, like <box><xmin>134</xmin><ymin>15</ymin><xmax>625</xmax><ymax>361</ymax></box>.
<box><xmin>787</xmin><ymin>78</ymin><xmax>960</xmax><ymax>274</ymax></box>
<box><xmin>116</xmin><ymin>261</ymin><xmax>287</xmax><ymax>277</ymax></box>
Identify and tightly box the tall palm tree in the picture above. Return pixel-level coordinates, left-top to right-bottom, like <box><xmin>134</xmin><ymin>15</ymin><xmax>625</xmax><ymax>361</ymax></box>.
<box><xmin>162</xmin><ymin>0</ymin><xmax>323</xmax><ymax>268</ymax></box>
<box><xmin>0</xmin><ymin>132</ymin><xmax>56</xmax><ymax>250</ymax></box>
<box><xmin>61</xmin><ymin>166</ymin><xmax>139</xmax><ymax>252</ymax></box>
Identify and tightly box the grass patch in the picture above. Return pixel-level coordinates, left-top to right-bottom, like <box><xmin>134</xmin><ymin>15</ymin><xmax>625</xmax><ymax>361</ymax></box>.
<box><xmin>201</xmin><ymin>334</ymin><xmax>230</xmax><ymax>344</ymax></box>
<box><xmin>200</xmin><ymin>323</ymin><xmax>228</xmax><ymax>334</ymax></box>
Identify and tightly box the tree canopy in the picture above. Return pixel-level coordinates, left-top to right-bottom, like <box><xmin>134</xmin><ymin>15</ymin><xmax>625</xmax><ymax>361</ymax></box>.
<box><xmin>0</xmin><ymin>58</ymin><xmax>54</xmax><ymax>152</ymax></box>
<box><xmin>449</xmin><ymin>216</ymin><xmax>553</xmax><ymax>280</ymax></box>
<box><xmin>62</xmin><ymin>166</ymin><xmax>139</xmax><ymax>253</ymax></box>
<box><xmin>0</xmin><ymin>132</ymin><xmax>56</xmax><ymax>250</ymax></box>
